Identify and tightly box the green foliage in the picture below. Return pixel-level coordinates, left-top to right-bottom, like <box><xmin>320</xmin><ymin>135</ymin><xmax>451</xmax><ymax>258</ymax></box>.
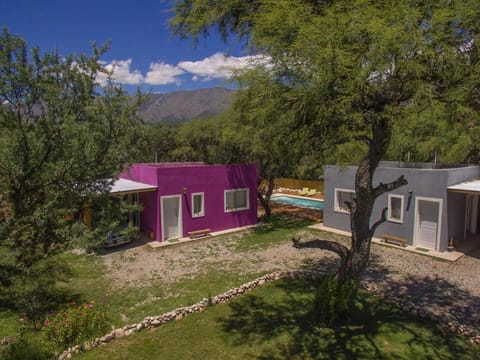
<box><xmin>73</xmin><ymin>194</ymin><xmax>142</xmax><ymax>251</ymax></box>
<box><xmin>145</xmin><ymin>123</ymin><xmax>180</xmax><ymax>162</ymax></box>
<box><xmin>0</xmin><ymin>27</ymin><xmax>146</xmax><ymax>268</ymax></box>
<box><xmin>0</xmin><ymin>255</ymin><xmax>73</xmax><ymax>327</ymax></box>
<box><xmin>171</xmin><ymin>0</ymin><xmax>480</xmax><ymax>167</ymax></box>
<box><xmin>314</xmin><ymin>275</ymin><xmax>359</xmax><ymax>327</ymax></box>
<box><xmin>171</xmin><ymin>117</ymin><xmax>223</xmax><ymax>162</ymax></box>
<box><xmin>44</xmin><ymin>300</ymin><xmax>109</xmax><ymax>347</ymax></box>
<box><xmin>1</xmin><ymin>326</ymin><xmax>54</xmax><ymax>360</ymax></box>
<box><xmin>145</xmin><ymin>116</ymin><xmax>228</xmax><ymax>164</ymax></box>
<box><xmin>0</xmin><ymin>28</ymin><xmax>147</xmax><ymax>327</ymax></box>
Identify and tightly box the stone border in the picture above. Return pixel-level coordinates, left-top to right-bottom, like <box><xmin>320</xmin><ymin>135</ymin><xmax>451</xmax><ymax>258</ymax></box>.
<box><xmin>58</xmin><ymin>270</ymin><xmax>479</xmax><ymax>359</ymax></box>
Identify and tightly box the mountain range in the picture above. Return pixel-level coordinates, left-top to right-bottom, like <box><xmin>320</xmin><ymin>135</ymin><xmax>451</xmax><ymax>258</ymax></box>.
<box><xmin>137</xmin><ymin>87</ymin><xmax>233</xmax><ymax>124</ymax></box>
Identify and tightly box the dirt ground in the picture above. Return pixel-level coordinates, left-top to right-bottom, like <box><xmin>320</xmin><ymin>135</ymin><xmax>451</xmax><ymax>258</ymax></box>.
<box><xmin>100</xmin><ymin>229</ymin><xmax>329</xmax><ymax>289</ymax></box>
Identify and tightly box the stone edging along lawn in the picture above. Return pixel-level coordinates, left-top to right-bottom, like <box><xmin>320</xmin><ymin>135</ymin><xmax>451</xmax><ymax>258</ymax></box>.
<box><xmin>58</xmin><ymin>271</ymin><xmax>480</xmax><ymax>360</ymax></box>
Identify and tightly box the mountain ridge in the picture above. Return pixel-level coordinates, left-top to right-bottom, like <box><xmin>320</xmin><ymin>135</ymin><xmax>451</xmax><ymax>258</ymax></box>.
<box><xmin>137</xmin><ymin>87</ymin><xmax>233</xmax><ymax>124</ymax></box>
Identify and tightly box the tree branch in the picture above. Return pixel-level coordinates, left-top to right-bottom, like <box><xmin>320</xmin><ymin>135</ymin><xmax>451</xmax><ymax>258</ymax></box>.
<box><xmin>369</xmin><ymin>207</ymin><xmax>388</xmax><ymax>237</ymax></box>
<box><xmin>292</xmin><ymin>237</ymin><xmax>350</xmax><ymax>261</ymax></box>
<box><xmin>354</xmin><ymin>134</ymin><xmax>372</xmax><ymax>145</ymax></box>
<box><xmin>372</xmin><ymin>175</ymin><xmax>407</xmax><ymax>199</ymax></box>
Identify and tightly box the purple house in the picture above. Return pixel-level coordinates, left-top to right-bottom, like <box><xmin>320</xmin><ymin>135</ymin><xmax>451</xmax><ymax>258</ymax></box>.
<box><xmin>118</xmin><ymin>163</ymin><xmax>258</xmax><ymax>242</ymax></box>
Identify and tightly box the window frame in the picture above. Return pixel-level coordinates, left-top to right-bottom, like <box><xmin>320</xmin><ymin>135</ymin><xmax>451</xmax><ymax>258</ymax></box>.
<box><xmin>387</xmin><ymin>194</ymin><xmax>404</xmax><ymax>223</ymax></box>
<box><xmin>191</xmin><ymin>192</ymin><xmax>205</xmax><ymax>218</ymax></box>
<box><xmin>224</xmin><ymin>188</ymin><xmax>250</xmax><ymax>213</ymax></box>
<box><xmin>334</xmin><ymin>188</ymin><xmax>355</xmax><ymax>214</ymax></box>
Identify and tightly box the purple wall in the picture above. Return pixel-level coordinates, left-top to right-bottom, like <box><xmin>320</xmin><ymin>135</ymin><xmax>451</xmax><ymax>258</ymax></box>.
<box><xmin>121</xmin><ymin>163</ymin><xmax>258</xmax><ymax>241</ymax></box>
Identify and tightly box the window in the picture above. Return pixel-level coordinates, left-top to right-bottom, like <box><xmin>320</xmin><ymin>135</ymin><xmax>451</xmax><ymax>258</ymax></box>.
<box><xmin>388</xmin><ymin>194</ymin><xmax>404</xmax><ymax>223</ymax></box>
<box><xmin>334</xmin><ymin>188</ymin><xmax>355</xmax><ymax>213</ymax></box>
<box><xmin>192</xmin><ymin>192</ymin><xmax>205</xmax><ymax>218</ymax></box>
<box><xmin>225</xmin><ymin>188</ymin><xmax>249</xmax><ymax>212</ymax></box>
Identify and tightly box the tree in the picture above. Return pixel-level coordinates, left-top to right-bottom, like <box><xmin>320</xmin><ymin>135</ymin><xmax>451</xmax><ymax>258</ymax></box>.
<box><xmin>0</xmin><ymin>29</ymin><xmax>146</xmax><ymax>317</ymax></box>
<box><xmin>170</xmin><ymin>1</ymin><xmax>480</xmax><ymax>288</ymax></box>
<box><xmin>146</xmin><ymin>123</ymin><xmax>180</xmax><ymax>162</ymax></box>
<box><xmin>222</xmin><ymin>71</ymin><xmax>317</xmax><ymax>217</ymax></box>
<box><xmin>172</xmin><ymin>117</ymin><xmax>223</xmax><ymax>162</ymax></box>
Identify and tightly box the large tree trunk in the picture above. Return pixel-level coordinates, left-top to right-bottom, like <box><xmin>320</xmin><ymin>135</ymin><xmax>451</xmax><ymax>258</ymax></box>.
<box><xmin>336</xmin><ymin>118</ymin><xmax>407</xmax><ymax>283</ymax></box>
<box><xmin>293</xmin><ymin>117</ymin><xmax>407</xmax><ymax>285</ymax></box>
<box><xmin>258</xmin><ymin>177</ymin><xmax>274</xmax><ymax>218</ymax></box>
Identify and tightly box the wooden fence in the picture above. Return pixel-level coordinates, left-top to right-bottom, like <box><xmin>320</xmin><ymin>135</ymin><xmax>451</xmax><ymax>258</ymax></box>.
<box><xmin>274</xmin><ymin>178</ymin><xmax>324</xmax><ymax>193</ymax></box>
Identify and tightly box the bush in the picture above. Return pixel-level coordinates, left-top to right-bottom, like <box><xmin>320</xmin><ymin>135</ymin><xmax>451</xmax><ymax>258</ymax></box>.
<box><xmin>1</xmin><ymin>326</ymin><xmax>53</xmax><ymax>360</ymax></box>
<box><xmin>314</xmin><ymin>275</ymin><xmax>359</xmax><ymax>327</ymax></box>
<box><xmin>44</xmin><ymin>300</ymin><xmax>109</xmax><ymax>347</ymax></box>
<box><xmin>1</xmin><ymin>256</ymin><xmax>73</xmax><ymax>328</ymax></box>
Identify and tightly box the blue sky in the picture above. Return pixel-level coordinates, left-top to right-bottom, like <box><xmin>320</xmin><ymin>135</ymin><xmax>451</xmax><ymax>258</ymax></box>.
<box><xmin>0</xmin><ymin>0</ymin><xmax>256</xmax><ymax>93</ymax></box>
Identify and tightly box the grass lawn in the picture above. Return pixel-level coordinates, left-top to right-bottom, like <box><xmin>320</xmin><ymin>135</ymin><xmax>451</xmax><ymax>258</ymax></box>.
<box><xmin>77</xmin><ymin>277</ymin><xmax>478</xmax><ymax>360</ymax></box>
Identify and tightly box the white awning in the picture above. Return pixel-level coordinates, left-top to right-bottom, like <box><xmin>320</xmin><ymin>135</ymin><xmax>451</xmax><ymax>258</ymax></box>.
<box><xmin>447</xmin><ymin>179</ymin><xmax>480</xmax><ymax>193</ymax></box>
<box><xmin>109</xmin><ymin>178</ymin><xmax>157</xmax><ymax>195</ymax></box>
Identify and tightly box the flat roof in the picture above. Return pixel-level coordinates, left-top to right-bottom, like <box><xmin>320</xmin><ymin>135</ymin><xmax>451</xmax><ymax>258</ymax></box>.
<box><xmin>109</xmin><ymin>178</ymin><xmax>157</xmax><ymax>194</ymax></box>
<box><xmin>447</xmin><ymin>179</ymin><xmax>480</xmax><ymax>193</ymax></box>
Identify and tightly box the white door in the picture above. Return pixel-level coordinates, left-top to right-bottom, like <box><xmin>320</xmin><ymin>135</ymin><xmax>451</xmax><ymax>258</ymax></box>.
<box><xmin>414</xmin><ymin>197</ymin><xmax>442</xmax><ymax>250</ymax></box>
<box><xmin>161</xmin><ymin>195</ymin><xmax>182</xmax><ymax>240</ymax></box>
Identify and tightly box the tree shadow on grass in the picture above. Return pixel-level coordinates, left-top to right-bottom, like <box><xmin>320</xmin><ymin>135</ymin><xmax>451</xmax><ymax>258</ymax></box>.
<box><xmin>218</xmin><ymin>257</ymin><xmax>479</xmax><ymax>359</ymax></box>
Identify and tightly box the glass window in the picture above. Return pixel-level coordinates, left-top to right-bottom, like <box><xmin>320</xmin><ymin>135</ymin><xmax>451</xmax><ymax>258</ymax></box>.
<box><xmin>224</xmin><ymin>188</ymin><xmax>249</xmax><ymax>212</ymax></box>
<box><xmin>334</xmin><ymin>188</ymin><xmax>355</xmax><ymax>213</ymax></box>
<box><xmin>192</xmin><ymin>192</ymin><xmax>204</xmax><ymax>218</ymax></box>
<box><xmin>388</xmin><ymin>194</ymin><xmax>404</xmax><ymax>223</ymax></box>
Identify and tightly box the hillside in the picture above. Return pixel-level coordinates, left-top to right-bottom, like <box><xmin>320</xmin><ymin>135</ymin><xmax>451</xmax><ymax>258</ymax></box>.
<box><xmin>137</xmin><ymin>87</ymin><xmax>233</xmax><ymax>123</ymax></box>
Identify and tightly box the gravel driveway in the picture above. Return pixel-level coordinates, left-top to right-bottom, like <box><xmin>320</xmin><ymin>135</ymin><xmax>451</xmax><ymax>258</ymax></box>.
<box><xmin>100</xmin><ymin>228</ymin><xmax>480</xmax><ymax>334</ymax></box>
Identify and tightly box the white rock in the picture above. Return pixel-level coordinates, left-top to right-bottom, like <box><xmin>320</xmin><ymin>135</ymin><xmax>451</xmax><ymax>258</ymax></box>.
<box><xmin>113</xmin><ymin>328</ymin><xmax>125</xmax><ymax>338</ymax></box>
<box><xmin>99</xmin><ymin>333</ymin><xmax>114</xmax><ymax>343</ymax></box>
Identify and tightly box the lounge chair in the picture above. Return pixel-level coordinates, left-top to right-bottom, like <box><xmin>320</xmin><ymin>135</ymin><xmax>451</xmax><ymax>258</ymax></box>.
<box><xmin>306</xmin><ymin>189</ymin><xmax>317</xmax><ymax>196</ymax></box>
<box><xmin>299</xmin><ymin>187</ymin><xmax>309</xmax><ymax>195</ymax></box>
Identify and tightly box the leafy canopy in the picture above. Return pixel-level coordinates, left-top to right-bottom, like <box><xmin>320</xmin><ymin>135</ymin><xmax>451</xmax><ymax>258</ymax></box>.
<box><xmin>0</xmin><ymin>28</ymin><xmax>146</xmax><ymax>268</ymax></box>
<box><xmin>171</xmin><ymin>0</ymin><xmax>480</xmax><ymax>163</ymax></box>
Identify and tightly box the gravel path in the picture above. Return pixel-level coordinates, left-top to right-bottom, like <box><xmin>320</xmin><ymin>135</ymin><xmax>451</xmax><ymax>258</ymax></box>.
<box><xmin>100</xmin><ymin>228</ymin><xmax>480</xmax><ymax>333</ymax></box>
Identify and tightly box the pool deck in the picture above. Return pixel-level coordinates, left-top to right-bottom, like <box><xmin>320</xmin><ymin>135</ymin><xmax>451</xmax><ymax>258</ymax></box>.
<box><xmin>273</xmin><ymin>189</ymin><xmax>324</xmax><ymax>200</ymax></box>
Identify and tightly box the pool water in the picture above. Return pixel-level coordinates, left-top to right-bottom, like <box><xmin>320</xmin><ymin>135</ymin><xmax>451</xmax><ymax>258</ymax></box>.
<box><xmin>271</xmin><ymin>195</ymin><xmax>324</xmax><ymax>210</ymax></box>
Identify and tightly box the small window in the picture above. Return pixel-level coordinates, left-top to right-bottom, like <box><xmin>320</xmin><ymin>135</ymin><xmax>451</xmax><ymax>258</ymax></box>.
<box><xmin>225</xmin><ymin>188</ymin><xmax>250</xmax><ymax>212</ymax></box>
<box><xmin>192</xmin><ymin>192</ymin><xmax>205</xmax><ymax>218</ymax></box>
<box><xmin>388</xmin><ymin>194</ymin><xmax>404</xmax><ymax>223</ymax></box>
<box><xmin>334</xmin><ymin>188</ymin><xmax>355</xmax><ymax>214</ymax></box>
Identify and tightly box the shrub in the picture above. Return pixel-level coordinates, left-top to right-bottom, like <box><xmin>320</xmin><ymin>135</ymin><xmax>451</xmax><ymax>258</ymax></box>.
<box><xmin>314</xmin><ymin>275</ymin><xmax>359</xmax><ymax>327</ymax></box>
<box><xmin>44</xmin><ymin>300</ymin><xmax>109</xmax><ymax>347</ymax></box>
<box><xmin>1</xmin><ymin>326</ymin><xmax>53</xmax><ymax>360</ymax></box>
<box><xmin>1</xmin><ymin>256</ymin><xmax>73</xmax><ymax>328</ymax></box>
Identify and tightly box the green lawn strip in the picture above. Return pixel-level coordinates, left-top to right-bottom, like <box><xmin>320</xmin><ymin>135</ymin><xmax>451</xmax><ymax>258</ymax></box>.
<box><xmin>235</xmin><ymin>214</ymin><xmax>314</xmax><ymax>252</ymax></box>
<box><xmin>57</xmin><ymin>252</ymin><xmax>111</xmax><ymax>302</ymax></box>
<box><xmin>76</xmin><ymin>278</ymin><xmax>478</xmax><ymax>360</ymax></box>
<box><xmin>107</xmin><ymin>266</ymin><xmax>271</xmax><ymax>327</ymax></box>
<box><xmin>55</xmin><ymin>252</ymin><xmax>273</xmax><ymax>328</ymax></box>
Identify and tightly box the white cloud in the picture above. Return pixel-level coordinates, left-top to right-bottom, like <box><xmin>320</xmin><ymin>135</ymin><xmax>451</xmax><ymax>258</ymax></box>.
<box><xmin>92</xmin><ymin>53</ymin><xmax>269</xmax><ymax>87</ymax></box>
<box><xmin>97</xmin><ymin>59</ymin><xmax>144</xmax><ymax>85</ymax></box>
<box><xmin>178</xmin><ymin>52</ymin><xmax>267</xmax><ymax>80</ymax></box>
<box><xmin>145</xmin><ymin>62</ymin><xmax>185</xmax><ymax>85</ymax></box>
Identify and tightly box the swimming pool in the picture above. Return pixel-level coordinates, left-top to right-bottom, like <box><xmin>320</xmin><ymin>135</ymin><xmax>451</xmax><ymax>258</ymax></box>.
<box><xmin>271</xmin><ymin>195</ymin><xmax>324</xmax><ymax>210</ymax></box>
